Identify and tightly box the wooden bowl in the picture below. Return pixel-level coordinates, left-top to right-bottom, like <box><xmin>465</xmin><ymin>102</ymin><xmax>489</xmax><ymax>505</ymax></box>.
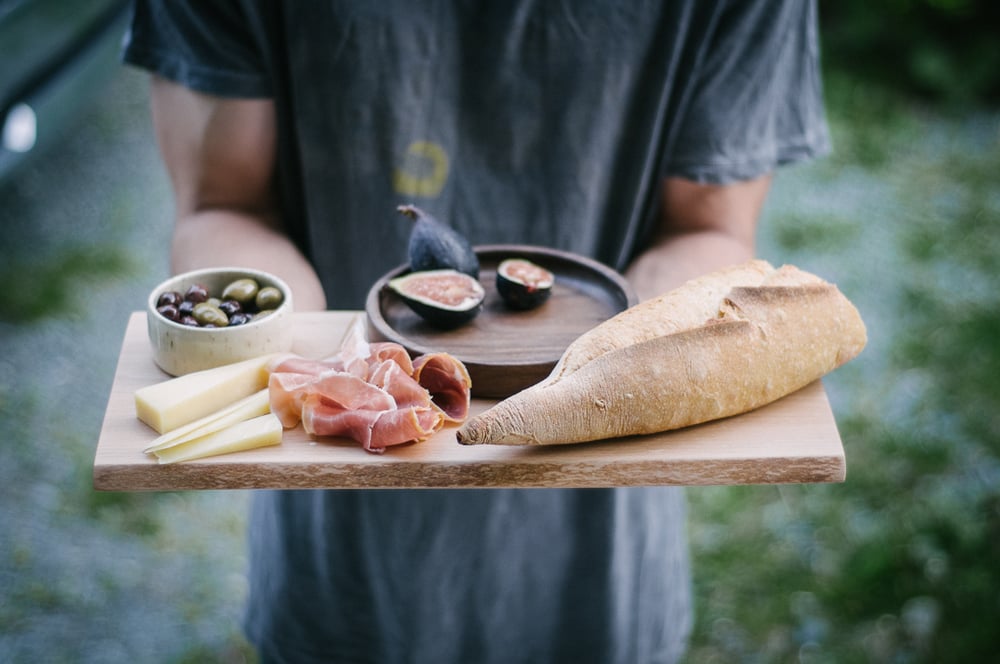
<box><xmin>366</xmin><ymin>245</ymin><xmax>637</xmax><ymax>398</ymax></box>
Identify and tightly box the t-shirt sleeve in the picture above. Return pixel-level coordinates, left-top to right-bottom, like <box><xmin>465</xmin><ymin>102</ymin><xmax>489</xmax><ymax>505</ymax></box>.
<box><xmin>121</xmin><ymin>0</ymin><xmax>271</xmax><ymax>98</ymax></box>
<box><xmin>665</xmin><ymin>0</ymin><xmax>831</xmax><ymax>184</ymax></box>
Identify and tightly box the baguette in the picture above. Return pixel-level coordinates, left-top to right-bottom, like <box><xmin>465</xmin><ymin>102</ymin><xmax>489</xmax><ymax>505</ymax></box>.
<box><xmin>456</xmin><ymin>260</ymin><xmax>866</xmax><ymax>446</ymax></box>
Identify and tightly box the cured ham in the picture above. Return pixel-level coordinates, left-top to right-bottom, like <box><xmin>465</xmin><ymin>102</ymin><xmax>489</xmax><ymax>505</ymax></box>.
<box><xmin>267</xmin><ymin>319</ymin><xmax>471</xmax><ymax>453</ymax></box>
<box><xmin>368</xmin><ymin>342</ymin><xmax>414</xmax><ymax>376</ymax></box>
<box><xmin>412</xmin><ymin>353</ymin><xmax>472</xmax><ymax>423</ymax></box>
<box><xmin>369</xmin><ymin>361</ymin><xmax>433</xmax><ymax>410</ymax></box>
<box><xmin>269</xmin><ymin>371</ymin><xmax>322</xmax><ymax>428</ymax></box>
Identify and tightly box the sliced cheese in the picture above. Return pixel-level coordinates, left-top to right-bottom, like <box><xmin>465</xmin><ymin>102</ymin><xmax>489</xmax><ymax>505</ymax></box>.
<box><xmin>135</xmin><ymin>354</ymin><xmax>274</xmax><ymax>434</ymax></box>
<box><xmin>143</xmin><ymin>388</ymin><xmax>270</xmax><ymax>454</ymax></box>
<box><xmin>152</xmin><ymin>414</ymin><xmax>282</xmax><ymax>464</ymax></box>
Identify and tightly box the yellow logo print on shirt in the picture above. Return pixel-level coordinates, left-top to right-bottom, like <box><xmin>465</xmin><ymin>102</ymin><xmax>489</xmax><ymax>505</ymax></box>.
<box><xmin>393</xmin><ymin>141</ymin><xmax>449</xmax><ymax>198</ymax></box>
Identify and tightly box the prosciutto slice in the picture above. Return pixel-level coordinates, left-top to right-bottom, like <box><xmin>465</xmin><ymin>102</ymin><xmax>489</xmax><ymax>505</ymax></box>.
<box><xmin>267</xmin><ymin>322</ymin><xmax>471</xmax><ymax>453</ymax></box>
<box><xmin>412</xmin><ymin>353</ymin><xmax>472</xmax><ymax>423</ymax></box>
<box><xmin>369</xmin><ymin>361</ymin><xmax>433</xmax><ymax>409</ymax></box>
<box><xmin>269</xmin><ymin>354</ymin><xmax>344</xmax><ymax>376</ymax></box>
<box><xmin>269</xmin><ymin>371</ymin><xmax>322</xmax><ymax>428</ymax></box>
<box><xmin>368</xmin><ymin>342</ymin><xmax>414</xmax><ymax>376</ymax></box>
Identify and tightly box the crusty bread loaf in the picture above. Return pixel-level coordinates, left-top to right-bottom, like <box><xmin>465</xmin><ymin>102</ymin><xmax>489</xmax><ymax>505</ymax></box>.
<box><xmin>456</xmin><ymin>260</ymin><xmax>867</xmax><ymax>446</ymax></box>
<box><xmin>549</xmin><ymin>259</ymin><xmax>776</xmax><ymax>380</ymax></box>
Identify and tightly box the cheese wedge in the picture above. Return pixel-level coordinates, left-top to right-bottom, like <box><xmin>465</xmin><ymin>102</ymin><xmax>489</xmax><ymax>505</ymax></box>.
<box><xmin>152</xmin><ymin>414</ymin><xmax>282</xmax><ymax>464</ymax></box>
<box><xmin>143</xmin><ymin>389</ymin><xmax>270</xmax><ymax>454</ymax></box>
<box><xmin>135</xmin><ymin>354</ymin><xmax>274</xmax><ymax>434</ymax></box>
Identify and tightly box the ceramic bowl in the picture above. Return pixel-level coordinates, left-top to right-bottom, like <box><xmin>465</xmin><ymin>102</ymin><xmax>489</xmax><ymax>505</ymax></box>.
<box><xmin>146</xmin><ymin>267</ymin><xmax>294</xmax><ymax>376</ymax></box>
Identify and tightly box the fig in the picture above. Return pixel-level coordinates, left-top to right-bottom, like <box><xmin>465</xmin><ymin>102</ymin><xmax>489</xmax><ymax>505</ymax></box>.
<box><xmin>399</xmin><ymin>204</ymin><xmax>479</xmax><ymax>277</ymax></box>
<box><xmin>496</xmin><ymin>258</ymin><xmax>554</xmax><ymax>310</ymax></box>
<box><xmin>389</xmin><ymin>269</ymin><xmax>486</xmax><ymax>329</ymax></box>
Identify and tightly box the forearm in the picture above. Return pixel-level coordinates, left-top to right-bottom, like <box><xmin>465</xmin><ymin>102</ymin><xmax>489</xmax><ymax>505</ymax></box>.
<box><xmin>172</xmin><ymin>210</ymin><xmax>328</xmax><ymax>311</ymax></box>
<box><xmin>625</xmin><ymin>228</ymin><xmax>755</xmax><ymax>301</ymax></box>
<box><xmin>146</xmin><ymin>78</ymin><xmax>327</xmax><ymax>308</ymax></box>
<box><xmin>625</xmin><ymin>175</ymin><xmax>770</xmax><ymax>301</ymax></box>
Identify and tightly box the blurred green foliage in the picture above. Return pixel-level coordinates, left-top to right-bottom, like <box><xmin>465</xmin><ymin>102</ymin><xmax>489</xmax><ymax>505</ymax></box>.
<box><xmin>820</xmin><ymin>0</ymin><xmax>1000</xmax><ymax>104</ymax></box>
<box><xmin>685</xmin><ymin>47</ymin><xmax>1000</xmax><ymax>662</ymax></box>
<box><xmin>0</xmin><ymin>246</ymin><xmax>135</xmax><ymax>323</ymax></box>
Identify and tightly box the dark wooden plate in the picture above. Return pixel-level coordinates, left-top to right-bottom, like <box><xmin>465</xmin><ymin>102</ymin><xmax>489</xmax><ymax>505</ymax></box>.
<box><xmin>366</xmin><ymin>244</ymin><xmax>637</xmax><ymax>398</ymax></box>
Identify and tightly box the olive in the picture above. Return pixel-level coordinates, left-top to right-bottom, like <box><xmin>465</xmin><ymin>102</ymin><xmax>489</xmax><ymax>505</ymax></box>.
<box><xmin>218</xmin><ymin>299</ymin><xmax>242</xmax><ymax>317</ymax></box>
<box><xmin>184</xmin><ymin>283</ymin><xmax>210</xmax><ymax>303</ymax></box>
<box><xmin>156</xmin><ymin>304</ymin><xmax>180</xmax><ymax>322</ymax></box>
<box><xmin>157</xmin><ymin>290</ymin><xmax>183</xmax><ymax>308</ymax></box>
<box><xmin>207</xmin><ymin>297</ymin><xmax>222</xmax><ymax>308</ymax></box>
<box><xmin>180</xmin><ymin>315</ymin><xmax>200</xmax><ymax>327</ymax></box>
<box><xmin>255</xmin><ymin>309</ymin><xmax>275</xmax><ymax>319</ymax></box>
<box><xmin>228</xmin><ymin>312</ymin><xmax>253</xmax><ymax>326</ymax></box>
<box><xmin>193</xmin><ymin>302</ymin><xmax>229</xmax><ymax>327</ymax></box>
<box><xmin>178</xmin><ymin>300</ymin><xmax>195</xmax><ymax>317</ymax></box>
<box><xmin>255</xmin><ymin>286</ymin><xmax>284</xmax><ymax>310</ymax></box>
<box><xmin>222</xmin><ymin>278</ymin><xmax>260</xmax><ymax>305</ymax></box>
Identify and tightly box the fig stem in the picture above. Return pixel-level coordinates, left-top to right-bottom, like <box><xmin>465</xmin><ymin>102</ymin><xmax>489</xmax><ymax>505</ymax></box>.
<box><xmin>397</xmin><ymin>204</ymin><xmax>420</xmax><ymax>221</ymax></box>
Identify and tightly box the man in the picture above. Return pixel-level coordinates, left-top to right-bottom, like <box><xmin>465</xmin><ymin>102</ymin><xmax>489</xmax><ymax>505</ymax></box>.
<box><xmin>124</xmin><ymin>1</ymin><xmax>829</xmax><ymax>661</ymax></box>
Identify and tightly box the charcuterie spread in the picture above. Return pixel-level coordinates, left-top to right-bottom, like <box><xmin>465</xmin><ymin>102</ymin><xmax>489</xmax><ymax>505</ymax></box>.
<box><xmin>134</xmin><ymin>317</ymin><xmax>472</xmax><ymax>462</ymax></box>
<box><xmin>130</xmin><ymin>257</ymin><xmax>865</xmax><ymax>465</ymax></box>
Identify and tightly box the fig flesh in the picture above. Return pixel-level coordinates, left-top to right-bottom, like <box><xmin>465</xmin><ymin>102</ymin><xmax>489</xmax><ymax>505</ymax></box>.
<box><xmin>496</xmin><ymin>258</ymin><xmax>554</xmax><ymax>310</ymax></box>
<box><xmin>389</xmin><ymin>269</ymin><xmax>486</xmax><ymax>329</ymax></box>
<box><xmin>399</xmin><ymin>204</ymin><xmax>480</xmax><ymax>277</ymax></box>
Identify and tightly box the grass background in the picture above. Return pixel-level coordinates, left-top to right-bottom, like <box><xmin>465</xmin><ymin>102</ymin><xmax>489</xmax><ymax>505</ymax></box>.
<box><xmin>686</xmin><ymin>72</ymin><xmax>1000</xmax><ymax>662</ymax></box>
<box><xmin>2</xmin><ymin>25</ymin><xmax>999</xmax><ymax>664</ymax></box>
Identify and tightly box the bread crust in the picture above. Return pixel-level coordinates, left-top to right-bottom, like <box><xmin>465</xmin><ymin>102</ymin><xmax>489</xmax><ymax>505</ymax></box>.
<box><xmin>457</xmin><ymin>260</ymin><xmax>867</xmax><ymax>446</ymax></box>
<box><xmin>549</xmin><ymin>259</ymin><xmax>776</xmax><ymax>381</ymax></box>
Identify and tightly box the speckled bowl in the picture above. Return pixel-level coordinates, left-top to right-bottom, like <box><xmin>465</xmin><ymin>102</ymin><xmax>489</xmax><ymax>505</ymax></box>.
<box><xmin>146</xmin><ymin>267</ymin><xmax>294</xmax><ymax>376</ymax></box>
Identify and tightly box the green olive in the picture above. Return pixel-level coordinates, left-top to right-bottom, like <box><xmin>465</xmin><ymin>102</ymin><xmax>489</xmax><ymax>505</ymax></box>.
<box><xmin>193</xmin><ymin>302</ymin><xmax>229</xmax><ymax>327</ymax></box>
<box><xmin>222</xmin><ymin>278</ymin><xmax>260</xmax><ymax>305</ymax></box>
<box><xmin>255</xmin><ymin>286</ymin><xmax>284</xmax><ymax>310</ymax></box>
<box><xmin>255</xmin><ymin>309</ymin><xmax>275</xmax><ymax>319</ymax></box>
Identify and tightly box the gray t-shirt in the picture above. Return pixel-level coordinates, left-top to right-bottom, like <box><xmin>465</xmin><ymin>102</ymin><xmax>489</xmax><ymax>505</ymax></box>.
<box><xmin>124</xmin><ymin>2</ymin><xmax>829</xmax><ymax>662</ymax></box>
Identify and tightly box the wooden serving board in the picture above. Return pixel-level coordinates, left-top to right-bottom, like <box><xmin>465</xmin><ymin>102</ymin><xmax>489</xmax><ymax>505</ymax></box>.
<box><xmin>93</xmin><ymin>311</ymin><xmax>847</xmax><ymax>491</ymax></box>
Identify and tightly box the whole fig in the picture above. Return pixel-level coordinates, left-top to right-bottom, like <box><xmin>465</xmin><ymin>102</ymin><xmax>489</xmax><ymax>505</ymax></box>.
<box><xmin>398</xmin><ymin>204</ymin><xmax>479</xmax><ymax>277</ymax></box>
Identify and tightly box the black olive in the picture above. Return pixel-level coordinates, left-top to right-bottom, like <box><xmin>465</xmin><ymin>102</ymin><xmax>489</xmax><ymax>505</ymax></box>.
<box><xmin>157</xmin><ymin>290</ymin><xmax>183</xmax><ymax>308</ymax></box>
<box><xmin>184</xmin><ymin>283</ymin><xmax>209</xmax><ymax>303</ymax></box>
<box><xmin>156</xmin><ymin>304</ymin><xmax>181</xmax><ymax>322</ymax></box>
<box><xmin>218</xmin><ymin>299</ymin><xmax>243</xmax><ymax>317</ymax></box>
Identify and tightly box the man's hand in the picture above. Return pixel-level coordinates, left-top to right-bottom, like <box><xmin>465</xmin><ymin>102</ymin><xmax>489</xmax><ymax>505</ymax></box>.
<box><xmin>150</xmin><ymin>76</ymin><xmax>327</xmax><ymax>311</ymax></box>
<box><xmin>625</xmin><ymin>175</ymin><xmax>772</xmax><ymax>301</ymax></box>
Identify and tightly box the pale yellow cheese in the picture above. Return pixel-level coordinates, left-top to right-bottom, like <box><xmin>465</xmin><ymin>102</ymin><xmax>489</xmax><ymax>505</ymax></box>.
<box><xmin>152</xmin><ymin>414</ymin><xmax>282</xmax><ymax>464</ymax></box>
<box><xmin>143</xmin><ymin>389</ymin><xmax>270</xmax><ymax>454</ymax></box>
<box><xmin>135</xmin><ymin>354</ymin><xmax>275</xmax><ymax>434</ymax></box>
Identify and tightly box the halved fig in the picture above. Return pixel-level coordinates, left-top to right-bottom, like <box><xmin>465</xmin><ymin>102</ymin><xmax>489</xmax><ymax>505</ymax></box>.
<box><xmin>496</xmin><ymin>258</ymin><xmax>554</xmax><ymax>310</ymax></box>
<box><xmin>389</xmin><ymin>269</ymin><xmax>486</xmax><ymax>329</ymax></box>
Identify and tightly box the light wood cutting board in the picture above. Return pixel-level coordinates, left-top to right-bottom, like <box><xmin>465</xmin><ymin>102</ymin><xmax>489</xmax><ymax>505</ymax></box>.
<box><xmin>92</xmin><ymin>311</ymin><xmax>847</xmax><ymax>491</ymax></box>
